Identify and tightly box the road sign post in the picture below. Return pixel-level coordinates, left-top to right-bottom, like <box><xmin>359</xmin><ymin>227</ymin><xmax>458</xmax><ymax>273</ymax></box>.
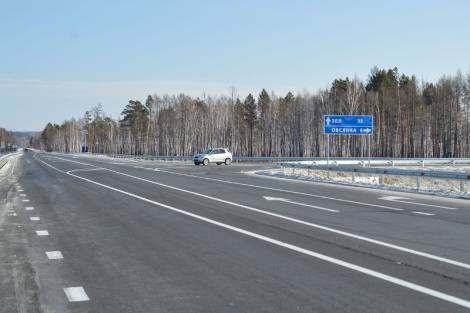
<box><xmin>323</xmin><ymin>115</ymin><xmax>374</xmax><ymax>167</ymax></box>
<box><xmin>327</xmin><ymin>134</ymin><xmax>330</xmax><ymax>166</ymax></box>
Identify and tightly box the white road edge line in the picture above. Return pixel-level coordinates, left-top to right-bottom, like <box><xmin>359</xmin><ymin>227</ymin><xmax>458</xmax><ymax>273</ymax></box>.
<box><xmin>34</xmin><ymin>154</ymin><xmax>470</xmax><ymax>271</ymax></box>
<box><xmin>61</xmin><ymin>169</ymin><xmax>470</xmax><ymax>309</ymax></box>
<box><xmin>63</xmin><ymin>287</ymin><xmax>90</xmax><ymax>302</ymax></box>
<box><xmin>67</xmin><ymin>167</ymin><xmax>106</xmax><ymax>173</ymax></box>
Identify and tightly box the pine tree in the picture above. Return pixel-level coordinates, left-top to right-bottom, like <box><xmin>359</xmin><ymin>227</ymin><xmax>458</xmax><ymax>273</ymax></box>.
<box><xmin>243</xmin><ymin>94</ymin><xmax>257</xmax><ymax>156</ymax></box>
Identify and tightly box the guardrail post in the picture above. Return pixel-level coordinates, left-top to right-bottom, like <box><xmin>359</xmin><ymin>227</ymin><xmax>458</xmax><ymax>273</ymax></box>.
<box><xmin>352</xmin><ymin>171</ymin><xmax>355</xmax><ymax>182</ymax></box>
<box><xmin>421</xmin><ymin>160</ymin><xmax>425</xmax><ymax>168</ymax></box>
<box><xmin>460</xmin><ymin>181</ymin><xmax>465</xmax><ymax>193</ymax></box>
<box><xmin>416</xmin><ymin>177</ymin><xmax>421</xmax><ymax>190</ymax></box>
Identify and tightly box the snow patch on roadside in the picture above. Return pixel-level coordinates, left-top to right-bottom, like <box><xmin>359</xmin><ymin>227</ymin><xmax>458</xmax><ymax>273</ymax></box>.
<box><xmin>249</xmin><ymin>168</ymin><xmax>470</xmax><ymax>200</ymax></box>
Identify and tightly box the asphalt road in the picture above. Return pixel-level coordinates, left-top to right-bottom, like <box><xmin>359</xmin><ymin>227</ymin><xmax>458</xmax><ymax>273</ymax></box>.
<box><xmin>1</xmin><ymin>151</ymin><xmax>470</xmax><ymax>313</ymax></box>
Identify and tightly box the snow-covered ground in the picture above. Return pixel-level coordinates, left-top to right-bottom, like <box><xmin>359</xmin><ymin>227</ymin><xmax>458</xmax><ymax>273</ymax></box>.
<box><xmin>255</xmin><ymin>166</ymin><xmax>470</xmax><ymax>199</ymax></box>
<box><xmin>0</xmin><ymin>153</ymin><xmax>20</xmax><ymax>181</ymax></box>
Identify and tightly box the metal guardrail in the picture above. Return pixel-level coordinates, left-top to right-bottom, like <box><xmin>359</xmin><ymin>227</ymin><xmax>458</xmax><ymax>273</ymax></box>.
<box><xmin>89</xmin><ymin>153</ymin><xmax>470</xmax><ymax>165</ymax></box>
<box><xmin>280</xmin><ymin>163</ymin><xmax>470</xmax><ymax>180</ymax></box>
<box><xmin>279</xmin><ymin>162</ymin><xmax>470</xmax><ymax>192</ymax></box>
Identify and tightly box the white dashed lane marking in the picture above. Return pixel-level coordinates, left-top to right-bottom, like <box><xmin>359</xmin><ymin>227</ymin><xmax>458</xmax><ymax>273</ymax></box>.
<box><xmin>25</xmin><ymin>206</ymin><xmax>34</xmax><ymax>210</ymax></box>
<box><xmin>46</xmin><ymin>251</ymin><xmax>63</xmax><ymax>260</ymax></box>
<box><xmin>63</xmin><ymin>287</ymin><xmax>90</xmax><ymax>302</ymax></box>
<box><xmin>22</xmin><ymin>199</ymin><xmax>30</xmax><ymax>202</ymax></box>
<box><xmin>412</xmin><ymin>211</ymin><xmax>435</xmax><ymax>216</ymax></box>
<box><xmin>19</xmin><ymin>193</ymin><xmax>26</xmax><ymax>197</ymax></box>
<box><xmin>30</xmin><ymin>216</ymin><xmax>40</xmax><ymax>221</ymax></box>
<box><xmin>36</xmin><ymin>230</ymin><xmax>49</xmax><ymax>236</ymax></box>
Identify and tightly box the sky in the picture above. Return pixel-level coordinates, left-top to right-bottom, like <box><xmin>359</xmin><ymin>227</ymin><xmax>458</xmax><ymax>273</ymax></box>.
<box><xmin>1</xmin><ymin>0</ymin><xmax>469</xmax><ymax>131</ymax></box>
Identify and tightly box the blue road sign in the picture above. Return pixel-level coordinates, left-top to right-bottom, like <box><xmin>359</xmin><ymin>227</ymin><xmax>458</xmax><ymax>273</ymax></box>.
<box><xmin>324</xmin><ymin>115</ymin><xmax>373</xmax><ymax>135</ymax></box>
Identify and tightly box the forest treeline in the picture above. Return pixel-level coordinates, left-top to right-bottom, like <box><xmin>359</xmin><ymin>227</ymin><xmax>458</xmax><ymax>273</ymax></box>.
<box><xmin>32</xmin><ymin>67</ymin><xmax>470</xmax><ymax>158</ymax></box>
<box><xmin>0</xmin><ymin>128</ymin><xmax>17</xmax><ymax>152</ymax></box>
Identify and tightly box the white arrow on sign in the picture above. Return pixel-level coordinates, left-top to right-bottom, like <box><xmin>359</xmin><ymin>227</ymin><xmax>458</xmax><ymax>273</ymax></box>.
<box><xmin>325</xmin><ymin>117</ymin><xmax>331</xmax><ymax>126</ymax></box>
<box><xmin>263</xmin><ymin>196</ymin><xmax>339</xmax><ymax>213</ymax></box>
<box><xmin>379</xmin><ymin>196</ymin><xmax>457</xmax><ymax>210</ymax></box>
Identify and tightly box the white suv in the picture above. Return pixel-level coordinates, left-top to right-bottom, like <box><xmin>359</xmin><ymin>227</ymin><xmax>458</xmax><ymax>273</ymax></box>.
<box><xmin>193</xmin><ymin>148</ymin><xmax>232</xmax><ymax>166</ymax></box>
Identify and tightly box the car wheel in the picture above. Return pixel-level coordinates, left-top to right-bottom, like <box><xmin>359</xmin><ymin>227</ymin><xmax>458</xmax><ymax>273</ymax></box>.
<box><xmin>194</xmin><ymin>162</ymin><xmax>199</xmax><ymax>165</ymax></box>
<box><xmin>203</xmin><ymin>158</ymin><xmax>209</xmax><ymax>166</ymax></box>
<box><xmin>225</xmin><ymin>158</ymin><xmax>232</xmax><ymax>165</ymax></box>
<box><xmin>216</xmin><ymin>162</ymin><xmax>222</xmax><ymax>165</ymax></box>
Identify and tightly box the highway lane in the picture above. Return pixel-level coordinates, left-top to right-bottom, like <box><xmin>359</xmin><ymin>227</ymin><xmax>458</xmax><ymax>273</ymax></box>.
<box><xmin>1</xmin><ymin>152</ymin><xmax>470</xmax><ymax>312</ymax></box>
<box><xmin>49</xmin><ymin>152</ymin><xmax>470</xmax><ymax>214</ymax></box>
<box><xmin>48</xmin><ymin>153</ymin><xmax>470</xmax><ymax>264</ymax></box>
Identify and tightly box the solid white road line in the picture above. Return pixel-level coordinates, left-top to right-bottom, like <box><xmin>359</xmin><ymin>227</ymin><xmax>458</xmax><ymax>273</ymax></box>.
<box><xmin>263</xmin><ymin>196</ymin><xmax>339</xmax><ymax>213</ymax></box>
<box><xmin>33</xmin><ymin>154</ymin><xmax>66</xmax><ymax>173</ymax></box>
<box><xmin>63</xmin><ymin>287</ymin><xmax>90</xmax><ymax>302</ymax></box>
<box><xmin>103</xmin><ymin>168</ymin><xmax>470</xmax><ymax>270</ymax></box>
<box><xmin>412</xmin><ymin>211</ymin><xmax>436</xmax><ymax>216</ymax></box>
<box><xmin>67</xmin><ymin>167</ymin><xmax>106</xmax><ymax>173</ymax></box>
<box><xmin>46</xmin><ymin>251</ymin><xmax>63</xmax><ymax>259</ymax></box>
<box><xmin>60</xmin><ymin>170</ymin><xmax>470</xmax><ymax>309</ymax></box>
<box><xmin>25</xmin><ymin>206</ymin><xmax>34</xmax><ymax>210</ymax></box>
<box><xmin>35</xmin><ymin>154</ymin><xmax>470</xmax><ymax>271</ymax></box>
<box><xmin>157</xmin><ymin>169</ymin><xmax>406</xmax><ymax>211</ymax></box>
<box><xmin>36</xmin><ymin>230</ymin><xmax>49</xmax><ymax>236</ymax></box>
<box><xmin>30</xmin><ymin>216</ymin><xmax>40</xmax><ymax>221</ymax></box>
